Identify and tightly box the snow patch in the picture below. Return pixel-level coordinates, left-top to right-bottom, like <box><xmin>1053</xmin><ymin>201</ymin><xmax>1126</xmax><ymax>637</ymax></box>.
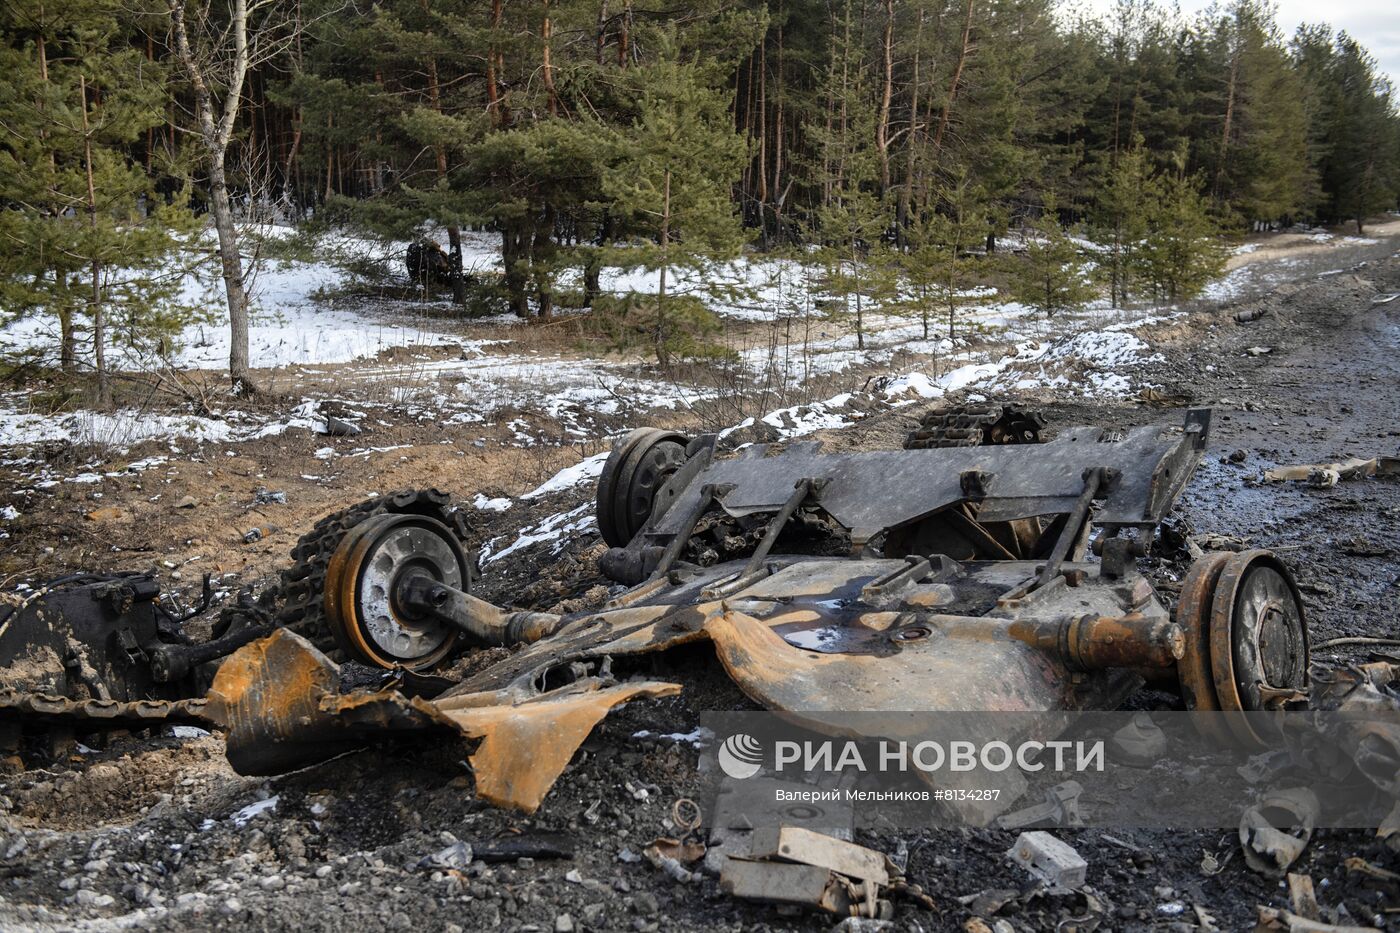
<box><xmin>522</xmin><ymin>452</ymin><xmax>610</xmax><ymax>500</ymax></box>
<box><xmin>230</xmin><ymin>796</ymin><xmax>279</xmax><ymax>827</ymax></box>
<box><xmin>473</xmin><ymin>493</ymin><xmax>513</xmax><ymax>512</ymax></box>
<box><xmin>481</xmin><ymin>504</ymin><xmax>596</xmax><ymax>565</ymax></box>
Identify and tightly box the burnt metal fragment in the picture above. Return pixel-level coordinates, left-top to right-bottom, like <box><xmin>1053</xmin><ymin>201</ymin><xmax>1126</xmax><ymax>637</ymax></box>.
<box><xmin>0</xmin><ymin>573</ymin><xmax>229</xmax><ymax>764</ymax></box>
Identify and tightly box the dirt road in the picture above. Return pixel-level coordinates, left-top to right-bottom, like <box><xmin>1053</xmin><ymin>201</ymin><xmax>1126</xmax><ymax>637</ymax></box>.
<box><xmin>2</xmin><ymin>257</ymin><xmax>1399</xmax><ymax>931</ymax></box>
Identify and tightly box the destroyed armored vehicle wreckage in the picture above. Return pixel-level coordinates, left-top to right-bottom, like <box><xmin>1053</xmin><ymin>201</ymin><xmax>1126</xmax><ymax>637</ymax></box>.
<box><xmin>197</xmin><ymin>405</ymin><xmax>1312</xmax><ymax>811</ymax></box>
<box><xmin>0</xmin><ymin>405</ymin><xmax>1314</xmax><ymax>808</ymax></box>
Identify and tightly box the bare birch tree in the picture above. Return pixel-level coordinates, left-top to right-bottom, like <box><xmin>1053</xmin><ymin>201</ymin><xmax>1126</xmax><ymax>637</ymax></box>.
<box><xmin>163</xmin><ymin>0</ymin><xmax>298</xmax><ymax>395</ymax></box>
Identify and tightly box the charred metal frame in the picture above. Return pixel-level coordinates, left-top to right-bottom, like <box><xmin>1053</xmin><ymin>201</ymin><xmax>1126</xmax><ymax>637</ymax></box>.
<box><xmin>600</xmin><ymin>410</ymin><xmax>1211</xmax><ymax>590</ymax></box>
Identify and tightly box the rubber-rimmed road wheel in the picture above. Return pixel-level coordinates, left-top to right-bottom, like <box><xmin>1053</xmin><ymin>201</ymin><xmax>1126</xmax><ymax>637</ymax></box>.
<box><xmin>596</xmin><ymin>428</ymin><xmax>690</xmax><ymax>548</ymax></box>
<box><xmin>1176</xmin><ymin>551</ymin><xmax>1232</xmax><ymax>743</ymax></box>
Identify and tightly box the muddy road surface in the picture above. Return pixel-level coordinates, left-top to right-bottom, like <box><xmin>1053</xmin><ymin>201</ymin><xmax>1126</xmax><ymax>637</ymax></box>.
<box><xmin>2</xmin><ymin>259</ymin><xmax>1399</xmax><ymax>932</ymax></box>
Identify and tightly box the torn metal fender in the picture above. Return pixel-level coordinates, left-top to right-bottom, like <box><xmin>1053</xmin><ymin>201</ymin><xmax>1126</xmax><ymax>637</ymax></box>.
<box><xmin>434</xmin><ymin>680</ymin><xmax>680</xmax><ymax>811</ymax></box>
<box><xmin>702</xmin><ymin>606</ymin><xmax>1079</xmax><ymax>714</ymax></box>
<box><xmin>208</xmin><ymin>628</ymin><xmax>454</xmax><ymax>776</ymax></box>
<box><xmin>210</xmin><ymin>628</ymin><xmax>680</xmax><ymax>812</ymax></box>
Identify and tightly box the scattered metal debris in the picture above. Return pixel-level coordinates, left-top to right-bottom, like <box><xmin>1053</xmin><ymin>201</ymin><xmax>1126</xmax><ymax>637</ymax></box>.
<box><xmin>748</xmin><ymin>827</ymin><xmax>890</xmax><ymax>886</ymax></box>
<box><xmin>1309</xmin><ymin>661</ymin><xmax>1400</xmax><ymax>798</ymax></box>
<box><xmin>1111</xmin><ymin>713</ymin><xmax>1168</xmax><ymax>767</ymax></box>
<box><xmin>1343</xmin><ymin>856</ymin><xmax>1400</xmax><ymax>892</ymax></box>
<box><xmin>415</xmin><ymin>841</ymin><xmax>473</xmax><ymax>872</ymax></box>
<box><xmin>643</xmin><ymin>843</ymin><xmax>700</xmax><ymax>884</ymax></box>
<box><xmin>994</xmin><ymin>781</ymin><xmax>1083</xmax><ymax>830</ymax></box>
<box><xmin>1287</xmin><ymin>872</ymin><xmax>1319</xmax><ymax>920</ymax></box>
<box><xmin>1255</xmin><ymin>906</ymin><xmax>1380</xmax><ymax>933</ymax></box>
<box><xmin>1379</xmin><ymin>800</ymin><xmax>1400</xmax><ymax>854</ymax></box>
<box><xmin>1005</xmin><ymin>831</ymin><xmax>1087</xmax><ymax>893</ymax></box>
<box><xmin>721</xmin><ymin>857</ymin><xmax>887</xmax><ymax>917</ymax></box>
<box><xmin>469</xmin><ymin>834</ymin><xmax>574</xmax><ymax>863</ymax></box>
<box><xmin>321</xmin><ymin>415</ymin><xmax>362</xmax><ymax>437</ymax></box>
<box><xmin>1239</xmin><ymin>788</ymin><xmax>1319</xmax><ymax>876</ymax></box>
<box><xmin>719</xmin><ymin>827</ymin><xmax>896</xmax><ymax>918</ymax></box>
<box><xmin>1263</xmin><ymin>456</ymin><xmax>1400</xmax><ymax>486</ymax></box>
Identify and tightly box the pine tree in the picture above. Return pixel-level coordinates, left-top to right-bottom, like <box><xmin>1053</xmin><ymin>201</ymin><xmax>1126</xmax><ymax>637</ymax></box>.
<box><xmin>1194</xmin><ymin>1</ymin><xmax>1311</xmax><ymax>226</ymax></box>
<box><xmin>808</xmin><ymin>0</ymin><xmax>890</xmax><ymax>352</ymax></box>
<box><xmin>1006</xmin><ymin>194</ymin><xmax>1097</xmax><ymax>317</ymax></box>
<box><xmin>901</xmin><ymin>168</ymin><xmax>989</xmax><ymax>339</ymax></box>
<box><xmin>1135</xmin><ymin>166</ymin><xmax>1226</xmax><ymax>304</ymax></box>
<box><xmin>602</xmin><ymin>38</ymin><xmax>750</xmax><ymax>364</ymax></box>
<box><xmin>0</xmin><ymin>0</ymin><xmax>198</xmax><ymax>404</ymax></box>
<box><xmin>1093</xmin><ymin>140</ymin><xmax>1152</xmax><ymax>306</ymax></box>
<box><xmin>1317</xmin><ymin>36</ymin><xmax>1400</xmax><ymax>233</ymax></box>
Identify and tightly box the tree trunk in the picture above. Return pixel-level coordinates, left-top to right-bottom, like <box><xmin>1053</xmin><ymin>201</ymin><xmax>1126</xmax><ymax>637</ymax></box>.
<box><xmin>282</xmin><ymin>117</ymin><xmax>303</xmax><ymax>209</ymax></box>
<box><xmin>1215</xmin><ymin>34</ymin><xmax>1240</xmax><ymax>202</ymax></box>
<box><xmin>618</xmin><ymin>1</ymin><xmax>631</xmax><ymax>68</ymax></box>
<box><xmin>534</xmin><ymin>205</ymin><xmax>556</xmax><ymax>320</ymax></box>
<box><xmin>167</xmin><ymin>0</ymin><xmax>258</xmax><ymax>394</ymax></box>
<box><xmin>850</xmin><ymin>232</ymin><xmax>864</xmax><ymax>351</ymax></box>
<box><xmin>740</xmin><ymin>51</ymin><xmax>754</xmax><ymax>202</ymax></box>
<box><xmin>486</xmin><ymin>0</ymin><xmax>504</xmax><ymax>122</ymax></box>
<box><xmin>821</xmin><ymin>11</ymin><xmax>836</xmax><ymax>207</ymax></box>
<box><xmin>834</xmin><ymin>5</ymin><xmax>851</xmax><ymax>193</ymax></box>
<box><xmin>876</xmin><ymin>0</ymin><xmax>894</xmax><ymax>192</ymax></box>
<box><xmin>281</xmin><ymin>0</ymin><xmax>304</xmax><ymax>212</ymax></box>
<box><xmin>583</xmin><ymin>212</ymin><xmax>611</xmax><ymax>307</ymax></box>
<box><xmin>323</xmin><ymin>115</ymin><xmax>335</xmax><ymax>200</ymax></box>
<box><xmin>209</xmin><ymin>157</ymin><xmax>253</xmax><ymax>389</ymax></box>
<box><xmin>416</xmin><ymin>4</ymin><xmax>465</xmax><ymax>303</ymax></box>
<box><xmin>932</xmin><ymin>0</ymin><xmax>975</xmax><ymax>159</ymax></box>
<box><xmin>37</xmin><ymin>12</ymin><xmax>76</xmax><ymax>376</ymax></box>
<box><xmin>772</xmin><ymin>16</ymin><xmax>785</xmax><ymax>237</ymax></box>
<box><xmin>542</xmin><ymin>0</ymin><xmax>559</xmax><ymax>116</ymax></box>
<box><xmin>57</xmin><ymin>275</ymin><xmax>76</xmax><ymax>374</ymax></box>
<box><xmin>899</xmin><ymin>9</ymin><xmax>925</xmax><ymax>235</ymax></box>
<box><xmin>655</xmin><ymin>168</ymin><xmax>671</xmax><ymax>366</ymax></box>
<box><xmin>79</xmin><ymin>75</ymin><xmax>110</xmax><ymax>408</ymax></box>
<box><xmin>596</xmin><ymin>0</ymin><xmax>609</xmax><ymax>64</ymax></box>
<box><xmin>502</xmin><ymin>223</ymin><xmax>530</xmax><ymax>317</ymax></box>
<box><xmin>757</xmin><ymin>37</ymin><xmax>768</xmax><ymax>206</ymax></box>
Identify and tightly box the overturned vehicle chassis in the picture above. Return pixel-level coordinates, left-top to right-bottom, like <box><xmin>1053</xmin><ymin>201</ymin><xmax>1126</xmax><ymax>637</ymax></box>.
<box><xmin>205</xmin><ymin>407</ymin><xmax>1311</xmax><ymax>812</ymax></box>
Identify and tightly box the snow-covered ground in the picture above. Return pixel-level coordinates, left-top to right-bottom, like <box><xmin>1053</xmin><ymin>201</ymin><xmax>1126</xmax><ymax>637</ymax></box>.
<box><xmin>1</xmin><ymin>221</ymin><xmax>1393</xmax><ymax>458</ymax></box>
